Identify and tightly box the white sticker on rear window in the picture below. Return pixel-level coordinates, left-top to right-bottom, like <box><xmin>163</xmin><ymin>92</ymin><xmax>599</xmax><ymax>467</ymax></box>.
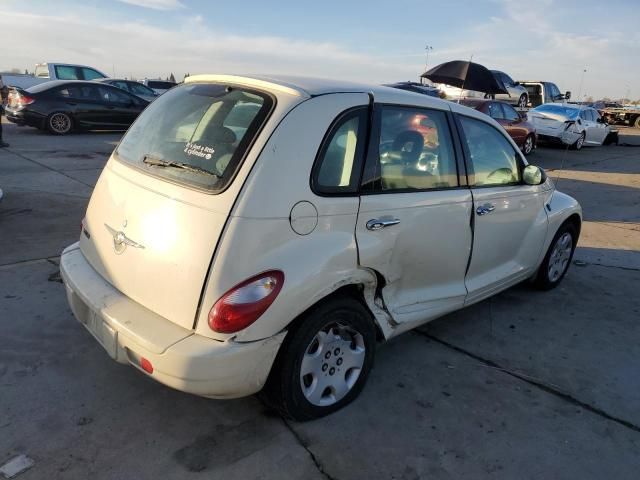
<box><xmin>184</xmin><ymin>142</ymin><xmax>215</xmax><ymax>160</ymax></box>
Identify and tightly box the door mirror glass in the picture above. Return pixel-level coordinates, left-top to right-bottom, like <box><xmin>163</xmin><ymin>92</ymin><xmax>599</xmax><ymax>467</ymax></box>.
<box><xmin>523</xmin><ymin>165</ymin><xmax>545</xmax><ymax>185</ymax></box>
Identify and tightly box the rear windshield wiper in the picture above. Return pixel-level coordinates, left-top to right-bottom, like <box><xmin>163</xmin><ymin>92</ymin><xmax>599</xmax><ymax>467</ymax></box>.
<box><xmin>142</xmin><ymin>155</ymin><xmax>220</xmax><ymax>178</ymax></box>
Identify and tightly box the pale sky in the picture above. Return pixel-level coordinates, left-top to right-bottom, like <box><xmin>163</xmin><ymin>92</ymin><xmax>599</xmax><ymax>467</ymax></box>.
<box><xmin>1</xmin><ymin>0</ymin><xmax>638</xmax><ymax>100</ymax></box>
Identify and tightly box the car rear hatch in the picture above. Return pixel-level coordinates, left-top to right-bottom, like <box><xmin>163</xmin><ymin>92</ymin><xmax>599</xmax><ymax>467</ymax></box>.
<box><xmin>79</xmin><ymin>81</ymin><xmax>278</xmax><ymax>330</ymax></box>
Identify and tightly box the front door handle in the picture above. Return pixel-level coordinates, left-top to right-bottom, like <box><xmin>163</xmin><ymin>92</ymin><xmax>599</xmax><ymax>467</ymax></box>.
<box><xmin>476</xmin><ymin>203</ymin><xmax>496</xmax><ymax>216</ymax></box>
<box><xmin>366</xmin><ymin>217</ymin><xmax>400</xmax><ymax>231</ymax></box>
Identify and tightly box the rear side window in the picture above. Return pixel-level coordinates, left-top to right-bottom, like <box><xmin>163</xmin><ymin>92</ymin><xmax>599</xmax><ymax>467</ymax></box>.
<box><xmin>55</xmin><ymin>66</ymin><xmax>80</xmax><ymax>80</ymax></box>
<box><xmin>502</xmin><ymin>103</ymin><xmax>521</xmax><ymax>122</ymax></box>
<box><xmin>99</xmin><ymin>87</ymin><xmax>132</xmax><ymax>104</ymax></box>
<box><xmin>116</xmin><ymin>83</ymin><xmax>273</xmax><ymax>192</ymax></box>
<box><xmin>372</xmin><ymin>107</ymin><xmax>458</xmax><ymax>192</ymax></box>
<box><xmin>459</xmin><ymin>116</ymin><xmax>521</xmax><ymax>186</ymax></box>
<box><xmin>57</xmin><ymin>85</ymin><xmax>101</xmax><ymax>101</ymax></box>
<box><xmin>487</xmin><ymin>102</ymin><xmax>504</xmax><ymax>120</ymax></box>
<box><xmin>81</xmin><ymin>68</ymin><xmax>104</xmax><ymax>80</ymax></box>
<box><xmin>312</xmin><ymin>108</ymin><xmax>367</xmax><ymax>195</ymax></box>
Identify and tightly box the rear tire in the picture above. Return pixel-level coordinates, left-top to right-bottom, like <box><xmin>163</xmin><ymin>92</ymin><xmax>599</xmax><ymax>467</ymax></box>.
<box><xmin>47</xmin><ymin>112</ymin><xmax>73</xmax><ymax>135</ymax></box>
<box><xmin>534</xmin><ymin>222</ymin><xmax>578</xmax><ymax>290</ymax></box>
<box><xmin>261</xmin><ymin>296</ymin><xmax>376</xmax><ymax>421</ymax></box>
<box><xmin>634</xmin><ymin>116</ymin><xmax>640</xmax><ymax>129</ymax></box>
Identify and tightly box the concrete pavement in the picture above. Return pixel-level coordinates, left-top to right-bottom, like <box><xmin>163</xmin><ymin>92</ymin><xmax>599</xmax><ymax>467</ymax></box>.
<box><xmin>1</xmin><ymin>123</ymin><xmax>639</xmax><ymax>479</ymax></box>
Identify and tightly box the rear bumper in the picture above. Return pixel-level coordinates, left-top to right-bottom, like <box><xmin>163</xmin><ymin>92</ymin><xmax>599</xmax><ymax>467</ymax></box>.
<box><xmin>5</xmin><ymin>109</ymin><xmax>44</xmax><ymax>128</ymax></box>
<box><xmin>60</xmin><ymin>243</ymin><xmax>285</xmax><ymax>399</ymax></box>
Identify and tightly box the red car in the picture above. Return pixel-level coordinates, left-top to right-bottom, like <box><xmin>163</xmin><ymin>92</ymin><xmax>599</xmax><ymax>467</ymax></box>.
<box><xmin>460</xmin><ymin>99</ymin><xmax>537</xmax><ymax>155</ymax></box>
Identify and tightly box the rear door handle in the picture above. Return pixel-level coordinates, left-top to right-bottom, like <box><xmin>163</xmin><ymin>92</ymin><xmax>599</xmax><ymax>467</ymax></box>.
<box><xmin>366</xmin><ymin>217</ymin><xmax>400</xmax><ymax>231</ymax></box>
<box><xmin>476</xmin><ymin>203</ymin><xmax>495</xmax><ymax>216</ymax></box>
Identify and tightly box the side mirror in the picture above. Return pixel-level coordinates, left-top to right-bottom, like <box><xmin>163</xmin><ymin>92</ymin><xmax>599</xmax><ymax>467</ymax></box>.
<box><xmin>565</xmin><ymin>91</ymin><xmax>571</xmax><ymax>100</ymax></box>
<box><xmin>523</xmin><ymin>165</ymin><xmax>546</xmax><ymax>185</ymax></box>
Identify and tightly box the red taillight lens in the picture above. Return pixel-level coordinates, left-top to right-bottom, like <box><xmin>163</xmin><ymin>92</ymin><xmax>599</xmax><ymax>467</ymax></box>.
<box><xmin>208</xmin><ymin>271</ymin><xmax>284</xmax><ymax>333</ymax></box>
<box><xmin>140</xmin><ymin>357</ymin><xmax>154</xmax><ymax>374</ymax></box>
<box><xmin>17</xmin><ymin>95</ymin><xmax>35</xmax><ymax>106</ymax></box>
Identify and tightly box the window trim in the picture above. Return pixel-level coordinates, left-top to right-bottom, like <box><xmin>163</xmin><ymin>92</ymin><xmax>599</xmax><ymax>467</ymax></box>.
<box><xmin>310</xmin><ymin>106</ymin><xmax>369</xmax><ymax>197</ymax></box>
<box><xmin>360</xmin><ymin>103</ymin><xmax>464</xmax><ymax>195</ymax></box>
<box><xmin>454</xmin><ymin>113</ymin><xmax>526</xmax><ymax>189</ymax></box>
<box><xmin>113</xmin><ymin>82</ymin><xmax>277</xmax><ymax>195</ymax></box>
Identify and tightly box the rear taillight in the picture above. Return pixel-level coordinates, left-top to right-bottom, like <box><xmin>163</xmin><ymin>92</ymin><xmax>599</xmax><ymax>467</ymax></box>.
<box><xmin>17</xmin><ymin>95</ymin><xmax>35</xmax><ymax>106</ymax></box>
<box><xmin>208</xmin><ymin>271</ymin><xmax>284</xmax><ymax>333</ymax></box>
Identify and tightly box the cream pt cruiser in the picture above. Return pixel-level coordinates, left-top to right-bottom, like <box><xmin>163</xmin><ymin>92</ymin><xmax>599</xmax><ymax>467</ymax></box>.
<box><xmin>61</xmin><ymin>75</ymin><xmax>582</xmax><ymax>420</ymax></box>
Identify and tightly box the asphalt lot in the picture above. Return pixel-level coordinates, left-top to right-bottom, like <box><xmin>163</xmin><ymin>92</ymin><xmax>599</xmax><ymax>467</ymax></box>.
<box><xmin>1</xmin><ymin>121</ymin><xmax>639</xmax><ymax>479</ymax></box>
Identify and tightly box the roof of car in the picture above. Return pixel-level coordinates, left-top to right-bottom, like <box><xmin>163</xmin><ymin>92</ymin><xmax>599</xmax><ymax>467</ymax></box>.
<box><xmin>185</xmin><ymin>73</ymin><xmax>459</xmax><ymax>106</ymax></box>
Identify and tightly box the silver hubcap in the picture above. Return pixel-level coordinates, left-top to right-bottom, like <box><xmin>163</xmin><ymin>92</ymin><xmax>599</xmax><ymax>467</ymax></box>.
<box><xmin>524</xmin><ymin>136</ymin><xmax>533</xmax><ymax>154</ymax></box>
<box><xmin>50</xmin><ymin>113</ymin><xmax>70</xmax><ymax>133</ymax></box>
<box><xmin>548</xmin><ymin>232</ymin><xmax>573</xmax><ymax>282</ymax></box>
<box><xmin>300</xmin><ymin>323</ymin><xmax>365</xmax><ymax>407</ymax></box>
<box><xmin>519</xmin><ymin>95</ymin><xmax>527</xmax><ymax>107</ymax></box>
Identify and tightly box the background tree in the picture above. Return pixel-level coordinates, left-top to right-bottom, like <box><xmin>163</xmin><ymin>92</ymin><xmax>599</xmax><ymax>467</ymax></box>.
<box><xmin>169</xmin><ymin>73</ymin><xmax>176</xmax><ymax>83</ymax></box>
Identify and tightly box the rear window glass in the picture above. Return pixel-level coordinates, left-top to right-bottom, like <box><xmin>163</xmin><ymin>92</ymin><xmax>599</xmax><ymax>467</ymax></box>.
<box><xmin>116</xmin><ymin>83</ymin><xmax>273</xmax><ymax>192</ymax></box>
<box><xmin>532</xmin><ymin>104</ymin><xmax>579</xmax><ymax>119</ymax></box>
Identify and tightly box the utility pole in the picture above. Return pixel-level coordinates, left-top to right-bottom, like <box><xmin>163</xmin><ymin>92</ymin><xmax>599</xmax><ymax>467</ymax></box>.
<box><xmin>421</xmin><ymin>45</ymin><xmax>433</xmax><ymax>85</ymax></box>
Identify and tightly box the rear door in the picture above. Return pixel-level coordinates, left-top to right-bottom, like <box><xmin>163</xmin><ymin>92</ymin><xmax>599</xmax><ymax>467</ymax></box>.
<box><xmin>356</xmin><ymin>104</ymin><xmax>472</xmax><ymax>327</ymax></box>
<box><xmin>56</xmin><ymin>84</ymin><xmax>107</xmax><ymax>127</ymax></box>
<box><xmin>98</xmin><ymin>86</ymin><xmax>142</xmax><ymax>128</ymax></box>
<box><xmin>456</xmin><ymin>115</ymin><xmax>548</xmax><ymax>303</ymax></box>
<box><xmin>501</xmin><ymin>103</ymin><xmax>528</xmax><ymax>145</ymax></box>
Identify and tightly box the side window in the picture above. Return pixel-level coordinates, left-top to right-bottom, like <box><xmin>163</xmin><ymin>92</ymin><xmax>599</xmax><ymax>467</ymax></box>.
<box><xmin>55</xmin><ymin>65</ymin><xmax>80</xmax><ymax>80</ymax></box>
<box><xmin>459</xmin><ymin>116</ymin><xmax>521</xmax><ymax>187</ymax></box>
<box><xmin>375</xmin><ymin>107</ymin><xmax>458</xmax><ymax>192</ymax></box>
<box><xmin>487</xmin><ymin>102</ymin><xmax>505</xmax><ymax>120</ymax></box>
<box><xmin>81</xmin><ymin>68</ymin><xmax>104</xmax><ymax>80</ymax></box>
<box><xmin>501</xmin><ymin>73</ymin><xmax>513</xmax><ymax>87</ymax></box>
<box><xmin>502</xmin><ymin>104</ymin><xmax>521</xmax><ymax>122</ymax></box>
<box><xmin>113</xmin><ymin>81</ymin><xmax>130</xmax><ymax>91</ymax></box>
<box><xmin>129</xmin><ymin>82</ymin><xmax>155</xmax><ymax>96</ymax></box>
<box><xmin>99</xmin><ymin>87</ymin><xmax>133</xmax><ymax>104</ymax></box>
<box><xmin>593</xmin><ymin>110</ymin><xmax>601</xmax><ymax>122</ymax></box>
<box><xmin>549</xmin><ymin>84</ymin><xmax>561</xmax><ymax>99</ymax></box>
<box><xmin>313</xmin><ymin>109</ymin><xmax>366</xmax><ymax>194</ymax></box>
<box><xmin>579</xmin><ymin>110</ymin><xmax>589</xmax><ymax>121</ymax></box>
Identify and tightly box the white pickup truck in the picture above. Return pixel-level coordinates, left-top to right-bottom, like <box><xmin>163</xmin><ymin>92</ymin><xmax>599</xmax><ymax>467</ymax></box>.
<box><xmin>1</xmin><ymin>63</ymin><xmax>107</xmax><ymax>90</ymax></box>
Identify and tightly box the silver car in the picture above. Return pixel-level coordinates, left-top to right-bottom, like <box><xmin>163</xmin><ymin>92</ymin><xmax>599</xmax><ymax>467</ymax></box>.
<box><xmin>490</xmin><ymin>70</ymin><xmax>529</xmax><ymax>108</ymax></box>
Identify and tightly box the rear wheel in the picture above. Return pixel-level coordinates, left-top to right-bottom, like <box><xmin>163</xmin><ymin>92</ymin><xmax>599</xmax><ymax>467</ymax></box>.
<box><xmin>517</xmin><ymin>94</ymin><xmax>528</xmax><ymax>108</ymax></box>
<box><xmin>47</xmin><ymin>112</ymin><xmax>73</xmax><ymax>135</ymax></box>
<box><xmin>634</xmin><ymin>115</ymin><xmax>640</xmax><ymax>128</ymax></box>
<box><xmin>262</xmin><ymin>297</ymin><xmax>376</xmax><ymax>421</ymax></box>
<box><xmin>523</xmin><ymin>134</ymin><xmax>535</xmax><ymax>155</ymax></box>
<box><xmin>534</xmin><ymin>222</ymin><xmax>577</xmax><ymax>290</ymax></box>
<box><xmin>571</xmin><ymin>132</ymin><xmax>585</xmax><ymax>150</ymax></box>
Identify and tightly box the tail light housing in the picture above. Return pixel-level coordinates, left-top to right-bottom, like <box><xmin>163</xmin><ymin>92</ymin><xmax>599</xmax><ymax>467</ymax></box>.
<box><xmin>208</xmin><ymin>271</ymin><xmax>284</xmax><ymax>334</ymax></box>
<box><xmin>16</xmin><ymin>95</ymin><xmax>35</xmax><ymax>106</ymax></box>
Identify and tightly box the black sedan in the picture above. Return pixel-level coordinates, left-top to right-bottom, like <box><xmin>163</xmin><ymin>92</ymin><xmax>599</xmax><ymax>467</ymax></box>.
<box><xmin>5</xmin><ymin>80</ymin><xmax>149</xmax><ymax>135</ymax></box>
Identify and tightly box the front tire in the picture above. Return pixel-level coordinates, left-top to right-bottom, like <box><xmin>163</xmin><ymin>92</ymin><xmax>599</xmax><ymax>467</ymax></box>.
<box><xmin>262</xmin><ymin>297</ymin><xmax>376</xmax><ymax>421</ymax></box>
<box><xmin>534</xmin><ymin>222</ymin><xmax>578</xmax><ymax>290</ymax></box>
<box><xmin>522</xmin><ymin>134</ymin><xmax>535</xmax><ymax>155</ymax></box>
<box><xmin>517</xmin><ymin>94</ymin><xmax>528</xmax><ymax>108</ymax></box>
<box><xmin>570</xmin><ymin>132</ymin><xmax>585</xmax><ymax>150</ymax></box>
<box><xmin>47</xmin><ymin>112</ymin><xmax>73</xmax><ymax>135</ymax></box>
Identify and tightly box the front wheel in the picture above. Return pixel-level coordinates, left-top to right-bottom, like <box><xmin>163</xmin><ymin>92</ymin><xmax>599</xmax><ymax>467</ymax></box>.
<box><xmin>262</xmin><ymin>297</ymin><xmax>376</xmax><ymax>421</ymax></box>
<box><xmin>517</xmin><ymin>94</ymin><xmax>528</xmax><ymax>108</ymax></box>
<box><xmin>534</xmin><ymin>222</ymin><xmax>578</xmax><ymax>290</ymax></box>
<box><xmin>47</xmin><ymin>112</ymin><xmax>73</xmax><ymax>135</ymax></box>
<box><xmin>522</xmin><ymin>134</ymin><xmax>535</xmax><ymax>155</ymax></box>
<box><xmin>570</xmin><ymin>132</ymin><xmax>585</xmax><ymax>150</ymax></box>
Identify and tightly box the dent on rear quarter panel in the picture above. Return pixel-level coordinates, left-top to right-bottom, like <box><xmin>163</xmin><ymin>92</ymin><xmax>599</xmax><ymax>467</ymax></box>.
<box><xmin>194</xmin><ymin>93</ymin><xmax>399</xmax><ymax>342</ymax></box>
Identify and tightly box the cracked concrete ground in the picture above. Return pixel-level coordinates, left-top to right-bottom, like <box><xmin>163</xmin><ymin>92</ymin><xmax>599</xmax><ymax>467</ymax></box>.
<box><xmin>1</xmin><ymin>122</ymin><xmax>639</xmax><ymax>479</ymax></box>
